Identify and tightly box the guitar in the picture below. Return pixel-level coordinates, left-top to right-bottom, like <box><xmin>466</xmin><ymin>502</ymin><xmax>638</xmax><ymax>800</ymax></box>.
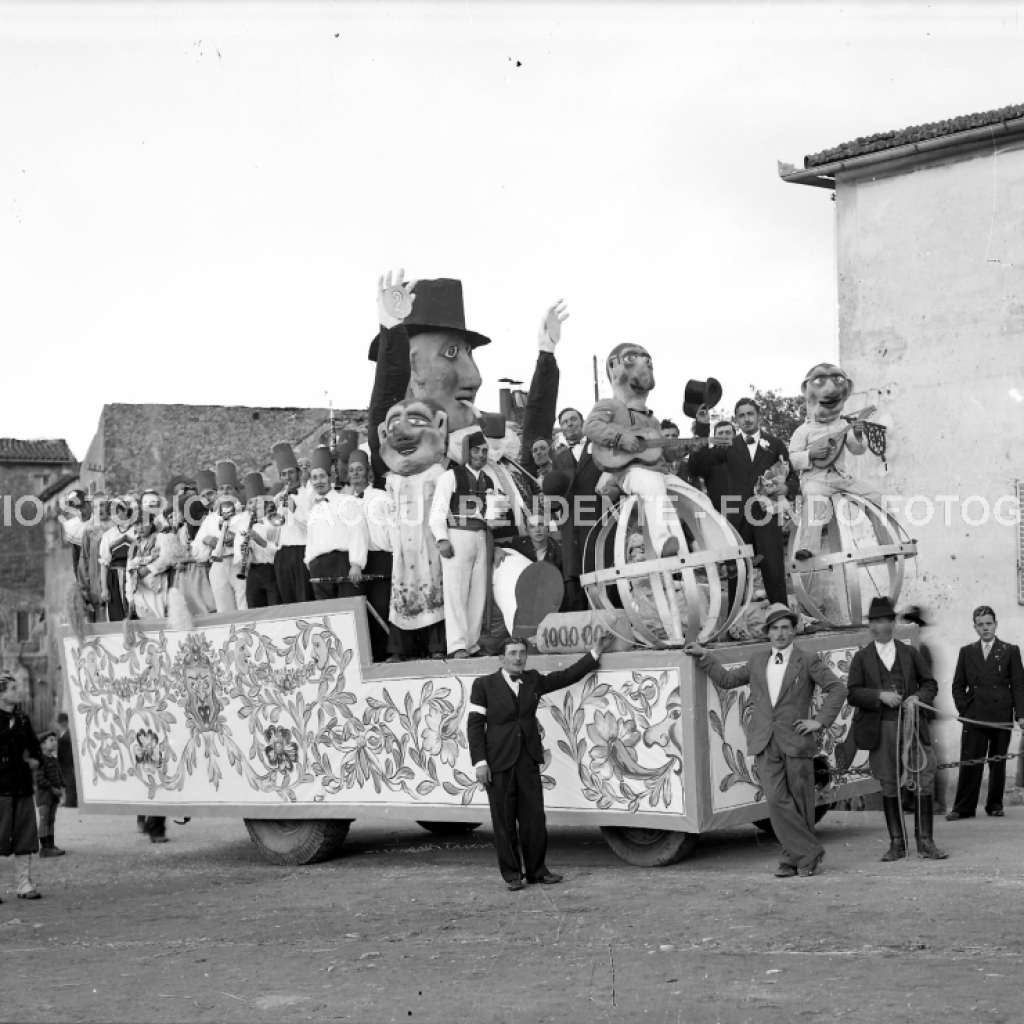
<box><xmin>808</xmin><ymin>405</ymin><xmax>877</xmax><ymax>469</ymax></box>
<box><xmin>592</xmin><ymin>433</ymin><xmax>730</xmax><ymax>473</ymax></box>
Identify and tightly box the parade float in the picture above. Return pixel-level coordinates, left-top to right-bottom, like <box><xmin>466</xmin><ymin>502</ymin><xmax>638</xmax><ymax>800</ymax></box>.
<box><xmin>60</xmin><ymin>597</ymin><xmax>895</xmax><ymax>867</ymax></box>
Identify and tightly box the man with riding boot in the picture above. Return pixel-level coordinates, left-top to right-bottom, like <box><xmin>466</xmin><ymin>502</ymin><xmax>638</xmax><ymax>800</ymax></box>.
<box><xmin>846</xmin><ymin>596</ymin><xmax>948</xmax><ymax>861</ymax></box>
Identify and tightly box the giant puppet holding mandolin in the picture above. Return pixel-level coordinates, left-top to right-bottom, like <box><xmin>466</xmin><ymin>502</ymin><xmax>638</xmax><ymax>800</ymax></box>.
<box><xmin>788</xmin><ymin>363</ymin><xmax>884</xmax><ymax>561</ymax></box>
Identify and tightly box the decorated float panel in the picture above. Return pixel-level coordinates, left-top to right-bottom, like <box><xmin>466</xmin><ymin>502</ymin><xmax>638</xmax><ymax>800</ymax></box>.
<box><xmin>62</xmin><ymin>599</ymin><xmax>883</xmax><ymax>847</ymax></box>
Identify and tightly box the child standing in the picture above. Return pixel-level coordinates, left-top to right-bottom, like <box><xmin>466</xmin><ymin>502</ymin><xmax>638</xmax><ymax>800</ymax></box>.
<box><xmin>34</xmin><ymin>731</ymin><xmax>66</xmax><ymax>857</ymax></box>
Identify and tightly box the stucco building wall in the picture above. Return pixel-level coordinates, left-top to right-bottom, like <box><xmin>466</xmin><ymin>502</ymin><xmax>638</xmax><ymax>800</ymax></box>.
<box><xmin>835</xmin><ymin>139</ymin><xmax>1024</xmax><ymax>769</ymax></box>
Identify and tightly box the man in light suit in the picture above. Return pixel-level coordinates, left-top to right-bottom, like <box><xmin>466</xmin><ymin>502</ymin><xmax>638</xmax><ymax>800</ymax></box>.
<box><xmin>469</xmin><ymin>633</ymin><xmax>614</xmax><ymax>891</ymax></box>
<box><xmin>947</xmin><ymin>605</ymin><xmax>1024</xmax><ymax>821</ymax></box>
<box><xmin>686</xmin><ymin>604</ymin><xmax>847</xmax><ymax>877</ymax></box>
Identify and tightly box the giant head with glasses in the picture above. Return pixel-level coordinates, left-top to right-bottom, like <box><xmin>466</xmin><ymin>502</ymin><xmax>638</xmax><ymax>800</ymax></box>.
<box><xmin>801</xmin><ymin>363</ymin><xmax>854</xmax><ymax>425</ymax></box>
<box><xmin>606</xmin><ymin>343</ymin><xmax>656</xmax><ymax>408</ymax></box>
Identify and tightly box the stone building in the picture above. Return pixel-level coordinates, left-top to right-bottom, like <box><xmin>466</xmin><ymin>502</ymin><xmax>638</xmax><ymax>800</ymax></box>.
<box><xmin>79</xmin><ymin>403</ymin><xmax>367</xmax><ymax>496</ymax></box>
<box><xmin>781</xmin><ymin>102</ymin><xmax>1024</xmax><ymax>784</ymax></box>
<box><xmin>0</xmin><ymin>439</ymin><xmax>78</xmax><ymax>730</ymax></box>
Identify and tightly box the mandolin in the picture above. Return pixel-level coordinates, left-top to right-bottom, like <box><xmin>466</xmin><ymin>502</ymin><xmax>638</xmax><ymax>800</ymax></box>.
<box><xmin>808</xmin><ymin>405</ymin><xmax>877</xmax><ymax>469</ymax></box>
<box><xmin>592</xmin><ymin>433</ymin><xmax>730</xmax><ymax>473</ymax></box>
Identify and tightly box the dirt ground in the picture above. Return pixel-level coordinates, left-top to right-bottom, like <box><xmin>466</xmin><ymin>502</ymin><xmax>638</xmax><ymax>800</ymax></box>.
<box><xmin>2</xmin><ymin>804</ymin><xmax>1022</xmax><ymax>1024</ymax></box>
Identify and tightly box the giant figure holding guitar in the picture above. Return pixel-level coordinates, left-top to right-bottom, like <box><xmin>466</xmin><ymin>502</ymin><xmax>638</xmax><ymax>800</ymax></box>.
<box><xmin>584</xmin><ymin>343</ymin><xmax>720</xmax><ymax>560</ymax></box>
<box><xmin>788</xmin><ymin>363</ymin><xmax>881</xmax><ymax>561</ymax></box>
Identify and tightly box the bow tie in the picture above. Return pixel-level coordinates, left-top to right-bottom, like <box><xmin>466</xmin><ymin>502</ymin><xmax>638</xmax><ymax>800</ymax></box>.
<box><xmin>745</xmin><ymin>435</ymin><xmax>756</xmax><ymax>445</ymax></box>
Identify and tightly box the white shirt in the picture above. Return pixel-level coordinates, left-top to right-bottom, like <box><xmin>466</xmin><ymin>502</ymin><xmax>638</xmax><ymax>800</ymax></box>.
<box><xmin>277</xmin><ymin>482</ymin><xmax>314</xmax><ymax>547</ymax></box>
<box><xmin>357</xmin><ymin>488</ymin><xmax>393</xmax><ymax>552</ymax></box>
<box><xmin>742</xmin><ymin>430</ymin><xmax>762</xmax><ymax>460</ymax></box>
<box><xmin>981</xmin><ymin>639</ymin><xmax>995</xmax><ymax>660</ymax></box>
<box><xmin>765</xmin><ymin>644</ymin><xmax>793</xmax><ymax>706</ymax></box>
<box><xmin>571</xmin><ymin>440</ymin><xmax>587</xmax><ymax>463</ymax></box>
<box><xmin>875</xmin><ymin>640</ymin><xmax>897</xmax><ymax>671</ymax></box>
<box><xmin>429</xmin><ymin>466</ymin><xmax>498</xmax><ymax>543</ymax></box>
<box><xmin>191</xmin><ymin>509</ymin><xmax>246</xmax><ymax>564</ymax></box>
<box><xmin>501</xmin><ymin>668</ymin><xmax>522</xmax><ymax>697</ymax></box>
<box><xmin>303</xmin><ymin>490</ymin><xmax>368</xmax><ymax>569</ymax></box>
<box><xmin>62</xmin><ymin>517</ymin><xmax>87</xmax><ymax>547</ymax></box>
<box><xmin>99</xmin><ymin>526</ymin><xmax>136</xmax><ymax>567</ymax></box>
<box><xmin>233</xmin><ymin>520</ymin><xmax>280</xmax><ymax>566</ymax></box>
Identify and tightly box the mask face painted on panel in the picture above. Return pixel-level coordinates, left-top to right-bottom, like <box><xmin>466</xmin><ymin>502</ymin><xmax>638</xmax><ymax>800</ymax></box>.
<box><xmin>378</xmin><ymin>399</ymin><xmax>449</xmax><ymax>476</ymax></box>
<box><xmin>802</xmin><ymin>363</ymin><xmax>853</xmax><ymax>425</ymax></box>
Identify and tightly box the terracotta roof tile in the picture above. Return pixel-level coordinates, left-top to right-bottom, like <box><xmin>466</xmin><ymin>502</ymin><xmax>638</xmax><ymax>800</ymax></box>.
<box><xmin>804</xmin><ymin>103</ymin><xmax>1024</xmax><ymax>169</ymax></box>
<box><xmin>0</xmin><ymin>438</ymin><xmax>77</xmax><ymax>464</ymax></box>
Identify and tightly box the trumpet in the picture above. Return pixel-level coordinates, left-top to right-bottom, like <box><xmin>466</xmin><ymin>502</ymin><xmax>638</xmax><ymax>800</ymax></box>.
<box><xmin>212</xmin><ymin>505</ymin><xmax>234</xmax><ymax>561</ymax></box>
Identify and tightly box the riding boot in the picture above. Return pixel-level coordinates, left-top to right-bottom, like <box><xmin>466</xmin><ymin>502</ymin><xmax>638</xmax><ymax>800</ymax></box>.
<box><xmin>914</xmin><ymin>795</ymin><xmax>948</xmax><ymax>860</ymax></box>
<box><xmin>880</xmin><ymin>796</ymin><xmax>906</xmax><ymax>861</ymax></box>
<box><xmin>15</xmin><ymin>854</ymin><xmax>40</xmax><ymax>898</ymax></box>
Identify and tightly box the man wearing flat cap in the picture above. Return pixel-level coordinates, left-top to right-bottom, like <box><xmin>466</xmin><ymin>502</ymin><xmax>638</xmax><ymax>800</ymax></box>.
<box><xmin>686</xmin><ymin>604</ymin><xmax>847</xmax><ymax>878</ymax></box>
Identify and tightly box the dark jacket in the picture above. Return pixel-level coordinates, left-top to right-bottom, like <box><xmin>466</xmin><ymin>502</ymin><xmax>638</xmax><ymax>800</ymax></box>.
<box><xmin>519</xmin><ymin>351</ymin><xmax>560</xmax><ymax>478</ymax></box>
<box><xmin>34</xmin><ymin>753</ymin><xmax>65</xmax><ymax>807</ymax></box>
<box><xmin>951</xmin><ymin>639</ymin><xmax>1024</xmax><ymax>723</ymax></box>
<box><xmin>550</xmin><ymin>444</ymin><xmax>606</xmax><ymax>578</ymax></box>
<box><xmin>846</xmin><ymin>642</ymin><xmax>938</xmax><ymax>750</ymax></box>
<box><xmin>690</xmin><ymin>430</ymin><xmax>798</xmax><ymax>537</ymax></box>
<box><xmin>688</xmin><ymin>443</ymin><xmax>733</xmax><ymax>516</ymax></box>
<box><xmin>698</xmin><ymin>645</ymin><xmax>847</xmax><ymax>758</ymax></box>
<box><xmin>504</xmin><ymin>534</ymin><xmax>563</xmax><ymax>573</ymax></box>
<box><xmin>0</xmin><ymin>707</ymin><xmax>44</xmax><ymax>799</ymax></box>
<box><xmin>468</xmin><ymin>653</ymin><xmax>598</xmax><ymax>772</ymax></box>
<box><xmin>57</xmin><ymin>728</ymin><xmax>75</xmax><ymax>780</ymax></box>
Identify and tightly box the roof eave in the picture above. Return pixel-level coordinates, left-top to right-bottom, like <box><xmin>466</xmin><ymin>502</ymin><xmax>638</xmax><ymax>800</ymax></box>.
<box><xmin>779</xmin><ymin>116</ymin><xmax>1024</xmax><ymax>190</ymax></box>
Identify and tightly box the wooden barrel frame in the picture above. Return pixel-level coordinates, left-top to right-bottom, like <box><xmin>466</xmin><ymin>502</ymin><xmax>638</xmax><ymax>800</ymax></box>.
<box><xmin>579</xmin><ymin>481</ymin><xmax>755</xmax><ymax>647</ymax></box>
<box><xmin>787</xmin><ymin>492</ymin><xmax>918</xmax><ymax>627</ymax></box>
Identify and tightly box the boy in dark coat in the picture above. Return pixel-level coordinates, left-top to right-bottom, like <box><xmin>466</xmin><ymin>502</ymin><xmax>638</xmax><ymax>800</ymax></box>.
<box><xmin>34</xmin><ymin>730</ymin><xmax>66</xmax><ymax>857</ymax></box>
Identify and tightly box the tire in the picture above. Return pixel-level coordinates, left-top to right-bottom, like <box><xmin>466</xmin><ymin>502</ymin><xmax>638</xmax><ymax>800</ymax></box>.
<box><xmin>599</xmin><ymin>826</ymin><xmax>700</xmax><ymax>867</ymax></box>
<box><xmin>753</xmin><ymin>804</ymin><xmax>830</xmax><ymax>837</ymax></box>
<box><xmin>416</xmin><ymin>821</ymin><xmax>483</xmax><ymax>835</ymax></box>
<box><xmin>244</xmin><ymin>818</ymin><xmax>352</xmax><ymax>866</ymax></box>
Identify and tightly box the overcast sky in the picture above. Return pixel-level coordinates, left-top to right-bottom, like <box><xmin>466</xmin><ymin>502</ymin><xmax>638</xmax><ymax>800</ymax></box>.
<box><xmin>3</xmin><ymin>1</ymin><xmax>1022</xmax><ymax>460</ymax></box>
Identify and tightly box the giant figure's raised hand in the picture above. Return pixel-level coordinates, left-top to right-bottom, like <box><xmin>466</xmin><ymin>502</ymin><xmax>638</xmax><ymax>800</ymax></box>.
<box><xmin>377</xmin><ymin>268</ymin><xmax>418</xmax><ymax>328</ymax></box>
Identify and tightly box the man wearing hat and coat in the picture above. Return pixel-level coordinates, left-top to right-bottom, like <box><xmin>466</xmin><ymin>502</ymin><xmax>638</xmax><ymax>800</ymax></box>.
<box><xmin>271</xmin><ymin>441</ymin><xmax>315</xmax><ymax>605</ymax></box>
<box><xmin>686</xmin><ymin>603</ymin><xmax>847</xmax><ymax>877</ymax></box>
<box><xmin>846</xmin><ymin>596</ymin><xmax>947</xmax><ymax>860</ymax></box>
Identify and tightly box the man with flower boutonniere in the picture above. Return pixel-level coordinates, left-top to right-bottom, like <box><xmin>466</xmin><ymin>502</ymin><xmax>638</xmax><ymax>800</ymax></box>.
<box><xmin>686</xmin><ymin>604</ymin><xmax>846</xmax><ymax>878</ymax></box>
<box><xmin>696</xmin><ymin>398</ymin><xmax>798</xmax><ymax>607</ymax></box>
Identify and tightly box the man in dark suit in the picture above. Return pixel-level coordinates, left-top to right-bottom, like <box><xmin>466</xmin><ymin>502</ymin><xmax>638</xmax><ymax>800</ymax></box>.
<box><xmin>469</xmin><ymin>633</ymin><xmax>614</xmax><ymax>890</ymax></box>
<box><xmin>946</xmin><ymin>605</ymin><xmax>1024</xmax><ymax>820</ymax></box>
<box><xmin>686</xmin><ymin>603</ymin><xmax>846</xmax><ymax>877</ymax></box>
<box><xmin>55</xmin><ymin>713</ymin><xmax>77</xmax><ymax>809</ymax></box>
<box><xmin>501</xmin><ymin>513</ymin><xmax>563</xmax><ymax>573</ymax></box>
<box><xmin>690</xmin><ymin>399</ymin><xmax>797</xmax><ymax>605</ymax></box>
<box><xmin>846</xmin><ymin>597</ymin><xmax>947</xmax><ymax>861</ymax></box>
<box><xmin>688</xmin><ymin>417</ymin><xmax>736</xmax><ymax>515</ymax></box>
<box><xmin>549</xmin><ymin>407</ymin><xmax>605</xmax><ymax>611</ymax></box>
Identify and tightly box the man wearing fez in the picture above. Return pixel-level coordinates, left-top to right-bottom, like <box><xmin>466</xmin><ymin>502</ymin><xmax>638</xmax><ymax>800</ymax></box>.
<box><xmin>346</xmin><ymin>450</ymin><xmax>393</xmax><ymax>662</ymax></box>
<box><xmin>271</xmin><ymin>441</ymin><xmax>315</xmax><ymax>605</ymax></box>
<box><xmin>234</xmin><ymin>472</ymin><xmax>281</xmax><ymax>608</ymax></box>
<box><xmin>193</xmin><ymin>461</ymin><xmax>247</xmax><ymax>613</ymax></box>
<box><xmin>469</xmin><ymin>633</ymin><xmax>614</xmax><ymax>890</ymax></box>
<box><xmin>299</xmin><ymin>447</ymin><xmax>368</xmax><ymax>601</ymax></box>
<box><xmin>846</xmin><ymin>597</ymin><xmax>947</xmax><ymax>861</ymax></box>
<box><xmin>946</xmin><ymin>605</ymin><xmax>1024</xmax><ymax>821</ymax></box>
<box><xmin>686</xmin><ymin>604</ymin><xmax>847</xmax><ymax>878</ymax></box>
